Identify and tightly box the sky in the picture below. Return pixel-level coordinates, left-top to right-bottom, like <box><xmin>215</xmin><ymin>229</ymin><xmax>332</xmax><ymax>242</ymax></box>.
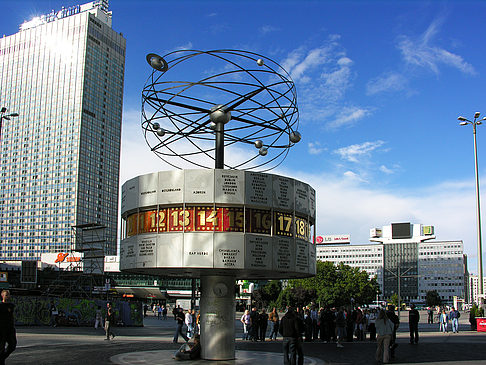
<box><xmin>1</xmin><ymin>0</ymin><xmax>486</xmax><ymax>274</ymax></box>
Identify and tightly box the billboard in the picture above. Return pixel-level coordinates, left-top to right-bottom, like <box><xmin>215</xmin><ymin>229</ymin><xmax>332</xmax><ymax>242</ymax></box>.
<box><xmin>41</xmin><ymin>252</ymin><xmax>83</xmax><ymax>270</ymax></box>
<box><xmin>315</xmin><ymin>234</ymin><xmax>351</xmax><ymax>245</ymax></box>
<box><xmin>391</xmin><ymin>222</ymin><xmax>412</xmax><ymax>239</ymax></box>
<box><xmin>104</xmin><ymin>255</ymin><xmax>120</xmax><ymax>272</ymax></box>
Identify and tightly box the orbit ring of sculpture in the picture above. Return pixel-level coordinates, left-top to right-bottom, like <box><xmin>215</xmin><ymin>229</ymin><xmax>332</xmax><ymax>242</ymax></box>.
<box><xmin>141</xmin><ymin>49</ymin><xmax>301</xmax><ymax>171</ymax></box>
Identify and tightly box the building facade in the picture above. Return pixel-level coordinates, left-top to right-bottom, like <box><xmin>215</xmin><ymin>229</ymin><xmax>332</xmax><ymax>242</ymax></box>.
<box><xmin>317</xmin><ymin>223</ymin><xmax>467</xmax><ymax>304</ymax></box>
<box><xmin>316</xmin><ymin>243</ymin><xmax>384</xmax><ymax>291</ymax></box>
<box><xmin>468</xmin><ymin>275</ymin><xmax>486</xmax><ymax>305</ymax></box>
<box><xmin>0</xmin><ymin>1</ymin><xmax>125</xmax><ymax>261</ymax></box>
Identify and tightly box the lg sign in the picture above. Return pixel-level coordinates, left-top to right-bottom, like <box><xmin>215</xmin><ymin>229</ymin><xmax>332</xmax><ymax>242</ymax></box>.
<box><xmin>315</xmin><ymin>234</ymin><xmax>351</xmax><ymax>245</ymax></box>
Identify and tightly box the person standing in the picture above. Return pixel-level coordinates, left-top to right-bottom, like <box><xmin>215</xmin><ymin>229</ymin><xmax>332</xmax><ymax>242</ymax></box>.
<box><xmin>303</xmin><ymin>309</ymin><xmax>313</xmax><ymax>342</ymax></box>
<box><xmin>50</xmin><ymin>301</ymin><xmax>58</xmax><ymax>328</ymax></box>
<box><xmin>279</xmin><ymin>307</ymin><xmax>304</xmax><ymax>365</ymax></box>
<box><xmin>241</xmin><ymin>310</ymin><xmax>250</xmax><ymax>340</ymax></box>
<box><xmin>249</xmin><ymin>307</ymin><xmax>259</xmax><ymax>341</ymax></box>
<box><xmin>449</xmin><ymin>307</ymin><xmax>460</xmax><ymax>333</ymax></box>
<box><xmin>375</xmin><ymin>309</ymin><xmax>394</xmax><ymax>364</ymax></box>
<box><xmin>94</xmin><ymin>306</ymin><xmax>102</xmax><ymax>329</ymax></box>
<box><xmin>335</xmin><ymin>307</ymin><xmax>346</xmax><ymax>348</ymax></box>
<box><xmin>408</xmin><ymin>304</ymin><xmax>420</xmax><ymax>344</ymax></box>
<box><xmin>427</xmin><ymin>307</ymin><xmax>434</xmax><ymax>324</ymax></box>
<box><xmin>0</xmin><ymin>290</ymin><xmax>17</xmax><ymax>365</ymax></box>
<box><xmin>104</xmin><ymin>302</ymin><xmax>116</xmax><ymax>340</ymax></box>
<box><xmin>439</xmin><ymin>309</ymin><xmax>449</xmax><ymax>333</ymax></box>
<box><xmin>173</xmin><ymin>308</ymin><xmax>189</xmax><ymax>343</ymax></box>
<box><xmin>259</xmin><ymin>308</ymin><xmax>269</xmax><ymax>341</ymax></box>
<box><xmin>268</xmin><ymin>307</ymin><xmax>280</xmax><ymax>341</ymax></box>
<box><xmin>368</xmin><ymin>309</ymin><xmax>377</xmax><ymax>341</ymax></box>
<box><xmin>386</xmin><ymin>305</ymin><xmax>399</xmax><ymax>359</ymax></box>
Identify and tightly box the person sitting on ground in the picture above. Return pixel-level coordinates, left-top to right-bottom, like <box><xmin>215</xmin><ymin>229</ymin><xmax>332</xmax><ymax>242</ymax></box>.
<box><xmin>174</xmin><ymin>334</ymin><xmax>201</xmax><ymax>361</ymax></box>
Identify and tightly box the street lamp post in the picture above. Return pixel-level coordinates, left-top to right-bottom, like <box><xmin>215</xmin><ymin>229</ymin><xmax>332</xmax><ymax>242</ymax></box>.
<box><xmin>458</xmin><ymin>112</ymin><xmax>486</xmax><ymax>307</ymax></box>
<box><xmin>0</xmin><ymin>107</ymin><xmax>19</xmax><ymax>141</ymax></box>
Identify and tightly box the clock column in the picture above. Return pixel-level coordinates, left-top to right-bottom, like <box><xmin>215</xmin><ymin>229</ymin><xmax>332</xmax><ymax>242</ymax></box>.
<box><xmin>200</xmin><ymin>275</ymin><xmax>236</xmax><ymax>360</ymax></box>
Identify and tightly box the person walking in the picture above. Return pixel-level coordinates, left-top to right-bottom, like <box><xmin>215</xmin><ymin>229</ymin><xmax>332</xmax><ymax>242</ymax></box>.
<box><xmin>185</xmin><ymin>309</ymin><xmax>194</xmax><ymax>338</ymax></box>
<box><xmin>408</xmin><ymin>304</ymin><xmax>420</xmax><ymax>344</ymax></box>
<box><xmin>439</xmin><ymin>309</ymin><xmax>449</xmax><ymax>333</ymax></box>
<box><xmin>279</xmin><ymin>307</ymin><xmax>304</xmax><ymax>365</ymax></box>
<box><xmin>268</xmin><ymin>307</ymin><xmax>279</xmax><ymax>341</ymax></box>
<box><xmin>0</xmin><ymin>290</ymin><xmax>17</xmax><ymax>365</ymax></box>
<box><xmin>173</xmin><ymin>308</ymin><xmax>189</xmax><ymax>343</ymax></box>
<box><xmin>104</xmin><ymin>302</ymin><xmax>116</xmax><ymax>340</ymax></box>
<box><xmin>162</xmin><ymin>305</ymin><xmax>167</xmax><ymax>320</ymax></box>
<box><xmin>375</xmin><ymin>309</ymin><xmax>394</xmax><ymax>364</ymax></box>
<box><xmin>449</xmin><ymin>307</ymin><xmax>460</xmax><ymax>333</ymax></box>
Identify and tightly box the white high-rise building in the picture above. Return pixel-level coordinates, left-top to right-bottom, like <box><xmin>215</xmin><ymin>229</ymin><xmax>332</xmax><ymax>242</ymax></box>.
<box><xmin>0</xmin><ymin>1</ymin><xmax>126</xmax><ymax>261</ymax></box>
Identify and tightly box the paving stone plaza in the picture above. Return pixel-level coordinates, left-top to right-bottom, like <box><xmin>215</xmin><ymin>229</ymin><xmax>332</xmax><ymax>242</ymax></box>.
<box><xmin>6</xmin><ymin>311</ymin><xmax>486</xmax><ymax>365</ymax></box>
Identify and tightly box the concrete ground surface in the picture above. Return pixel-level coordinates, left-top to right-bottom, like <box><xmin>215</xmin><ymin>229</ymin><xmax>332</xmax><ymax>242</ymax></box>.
<box><xmin>5</xmin><ymin>311</ymin><xmax>486</xmax><ymax>365</ymax></box>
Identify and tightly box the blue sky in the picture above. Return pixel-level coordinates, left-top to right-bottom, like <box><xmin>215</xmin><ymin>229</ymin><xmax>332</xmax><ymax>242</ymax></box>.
<box><xmin>2</xmin><ymin>1</ymin><xmax>486</xmax><ymax>274</ymax></box>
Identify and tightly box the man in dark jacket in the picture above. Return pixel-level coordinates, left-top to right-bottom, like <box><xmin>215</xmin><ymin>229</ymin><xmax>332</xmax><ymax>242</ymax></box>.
<box><xmin>259</xmin><ymin>308</ymin><xmax>269</xmax><ymax>341</ymax></box>
<box><xmin>408</xmin><ymin>304</ymin><xmax>420</xmax><ymax>344</ymax></box>
<box><xmin>386</xmin><ymin>305</ymin><xmax>400</xmax><ymax>359</ymax></box>
<box><xmin>279</xmin><ymin>307</ymin><xmax>305</xmax><ymax>365</ymax></box>
<box><xmin>0</xmin><ymin>290</ymin><xmax>16</xmax><ymax>365</ymax></box>
<box><xmin>173</xmin><ymin>308</ymin><xmax>189</xmax><ymax>343</ymax></box>
<box><xmin>249</xmin><ymin>307</ymin><xmax>259</xmax><ymax>341</ymax></box>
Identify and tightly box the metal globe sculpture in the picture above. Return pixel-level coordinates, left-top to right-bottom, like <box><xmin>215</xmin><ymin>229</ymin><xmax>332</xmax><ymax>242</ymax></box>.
<box><xmin>141</xmin><ymin>49</ymin><xmax>301</xmax><ymax>171</ymax></box>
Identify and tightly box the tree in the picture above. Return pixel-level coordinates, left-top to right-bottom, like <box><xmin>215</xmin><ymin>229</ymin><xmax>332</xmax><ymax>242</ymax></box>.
<box><xmin>425</xmin><ymin>290</ymin><xmax>442</xmax><ymax>307</ymax></box>
<box><xmin>252</xmin><ymin>280</ymin><xmax>282</xmax><ymax>309</ymax></box>
<box><xmin>277</xmin><ymin>261</ymin><xmax>380</xmax><ymax>308</ymax></box>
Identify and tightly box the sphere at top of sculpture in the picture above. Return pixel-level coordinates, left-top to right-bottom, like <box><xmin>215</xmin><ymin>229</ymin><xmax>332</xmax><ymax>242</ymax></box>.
<box><xmin>142</xmin><ymin>49</ymin><xmax>301</xmax><ymax>171</ymax></box>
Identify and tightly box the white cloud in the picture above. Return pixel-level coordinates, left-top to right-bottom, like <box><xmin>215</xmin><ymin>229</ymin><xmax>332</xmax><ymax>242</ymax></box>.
<box><xmin>308</xmin><ymin>141</ymin><xmax>325</xmax><ymax>155</ymax></box>
<box><xmin>397</xmin><ymin>18</ymin><xmax>476</xmax><ymax>75</ymax></box>
<box><xmin>366</xmin><ymin>72</ymin><xmax>408</xmax><ymax>95</ymax></box>
<box><xmin>343</xmin><ymin>170</ymin><xmax>368</xmax><ymax>183</ymax></box>
<box><xmin>173</xmin><ymin>42</ymin><xmax>193</xmax><ymax>51</ymax></box>
<box><xmin>279</xmin><ymin>37</ymin><xmax>371</xmax><ymax>130</ymax></box>
<box><xmin>379</xmin><ymin>165</ymin><xmax>394</xmax><ymax>174</ymax></box>
<box><xmin>334</xmin><ymin>140</ymin><xmax>385</xmax><ymax>163</ymax></box>
<box><xmin>327</xmin><ymin>107</ymin><xmax>371</xmax><ymax>129</ymax></box>
<box><xmin>260</xmin><ymin>25</ymin><xmax>279</xmax><ymax>34</ymax></box>
<box><xmin>279</xmin><ymin>169</ymin><xmax>484</xmax><ymax>274</ymax></box>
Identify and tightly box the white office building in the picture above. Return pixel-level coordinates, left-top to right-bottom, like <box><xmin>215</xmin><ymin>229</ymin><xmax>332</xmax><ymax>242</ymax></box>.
<box><xmin>316</xmin><ymin>223</ymin><xmax>467</xmax><ymax>304</ymax></box>
<box><xmin>468</xmin><ymin>275</ymin><xmax>486</xmax><ymax>305</ymax></box>
<box><xmin>0</xmin><ymin>1</ymin><xmax>126</xmax><ymax>261</ymax></box>
<box><xmin>316</xmin><ymin>243</ymin><xmax>384</xmax><ymax>292</ymax></box>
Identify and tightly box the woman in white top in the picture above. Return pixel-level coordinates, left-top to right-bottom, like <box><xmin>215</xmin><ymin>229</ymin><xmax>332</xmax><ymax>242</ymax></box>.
<box><xmin>375</xmin><ymin>309</ymin><xmax>395</xmax><ymax>364</ymax></box>
<box><xmin>241</xmin><ymin>310</ymin><xmax>250</xmax><ymax>340</ymax></box>
<box><xmin>185</xmin><ymin>310</ymin><xmax>193</xmax><ymax>338</ymax></box>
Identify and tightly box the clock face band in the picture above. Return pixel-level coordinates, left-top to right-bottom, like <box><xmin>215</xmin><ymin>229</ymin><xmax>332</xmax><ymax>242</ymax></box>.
<box><xmin>120</xmin><ymin>169</ymin><xmax>316</xmax><ymax>279</ymax></box>
<box><xmin>123</xmin><ymin>206</ymin><xmax>312</xmax><ymax>241</ymax></box>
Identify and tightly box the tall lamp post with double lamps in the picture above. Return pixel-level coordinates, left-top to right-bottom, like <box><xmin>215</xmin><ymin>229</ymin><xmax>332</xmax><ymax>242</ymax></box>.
<box><xmin>458</xmin><ymin>112</ymin><xmax>486</xmax><ymax>307</ymax></box>
<box><xmin>0</xmin><ymin>107</ymin><xmax>19</xmax><ymax>141</ymax></box>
